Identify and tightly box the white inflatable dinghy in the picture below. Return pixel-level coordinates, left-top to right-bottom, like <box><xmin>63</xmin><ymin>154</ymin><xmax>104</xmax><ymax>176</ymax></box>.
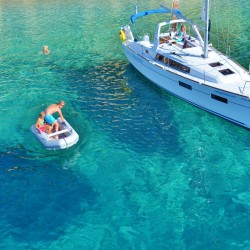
<box><xmin>30</xmin><ymin>117</ymin><xmax>79</xmax><ymax>150</ymax></box>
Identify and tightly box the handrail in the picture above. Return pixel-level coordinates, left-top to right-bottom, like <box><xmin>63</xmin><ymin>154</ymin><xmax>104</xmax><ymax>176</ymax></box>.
<box><xmin>242</xmin><ymin>81</ymin><xmax>250</xmax><ymax>94</ymax></box>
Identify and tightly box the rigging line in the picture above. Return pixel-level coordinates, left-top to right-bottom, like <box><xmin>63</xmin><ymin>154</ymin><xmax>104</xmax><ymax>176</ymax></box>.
<box><xmin>132</xmin><ymin>4</ymin><xmax>140</xmax><ymax>40</ymax></box>
<box><xmin>225</xmin><ymin>1</ymin><xmax>231</xmax><ymax>57</ymax></box>
<box><xmin>212</xmin><ymin>0</ymin><xmax>228</xmax><ymax>53</ymax></box>
<box><xmin>211</xmin><ymin>0</ymin><xmax>225</xmax><ymax>51</ymax></box>
<box><xmin>225</xmin><ymin>2</ymin><xmax>232</xmax><ymax>55</ymax></box>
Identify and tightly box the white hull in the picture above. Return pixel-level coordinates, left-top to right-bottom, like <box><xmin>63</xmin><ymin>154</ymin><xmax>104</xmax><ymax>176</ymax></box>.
<box><xmin>121</xmin><ymin>4</ymin><xmax>250</xmax><ymax>129</ymax></box>
<box><xmin>31</xmin><ymin>117</ymin><xmax>79</xmax><ymax>150</ymax></box>
<box><xmin>124</xmin><ymin>45</ymin><xmax>250</xmax><ymax>128</ymax></box>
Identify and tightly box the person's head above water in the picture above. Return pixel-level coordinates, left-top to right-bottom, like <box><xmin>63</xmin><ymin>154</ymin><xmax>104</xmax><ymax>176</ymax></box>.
<box><xmin>42</xmin><ymin>45</ymin><xmax>50</xmax><ymax>54</ymax></box>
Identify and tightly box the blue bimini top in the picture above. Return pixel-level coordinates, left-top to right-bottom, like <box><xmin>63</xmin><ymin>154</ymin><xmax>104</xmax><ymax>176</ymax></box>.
<box><xmin>130</xmin><ymin>8</ymin><xmax>183</xmax><ymax>24</ymax></box>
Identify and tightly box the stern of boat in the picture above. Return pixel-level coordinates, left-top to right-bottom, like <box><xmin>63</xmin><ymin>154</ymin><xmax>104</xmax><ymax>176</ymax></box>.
<box><xmin>120</xmin><ymin>25</ymin><xmax>134</xmax><ymax>44</ymax></box>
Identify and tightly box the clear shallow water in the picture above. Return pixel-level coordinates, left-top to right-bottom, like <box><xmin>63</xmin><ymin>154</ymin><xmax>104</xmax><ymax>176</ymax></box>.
<box><xmin>0</xmin><ymin>0</ymin><xmax>250</xmax><ymax>249</ymax></box>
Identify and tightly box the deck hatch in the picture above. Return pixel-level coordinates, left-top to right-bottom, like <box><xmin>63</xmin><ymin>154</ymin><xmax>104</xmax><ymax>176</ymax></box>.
<box><xmin>179</xmin><ymin>81</ymin><xmax>192</xmax><ymax>90</ymax></box>
<box><xmin>209</xmin><ymin>62</ymin><xmax>223</xmax><ymax>67</ymax></box>
<box><xmin>211</xmin><ymin>94</ymin><xmax>228</xmax><ymax>103</ymax></box>
<box><xmin>219</xmin><ymin>68</ymin><xmax>234</xmax><ymax>75</ymax></box>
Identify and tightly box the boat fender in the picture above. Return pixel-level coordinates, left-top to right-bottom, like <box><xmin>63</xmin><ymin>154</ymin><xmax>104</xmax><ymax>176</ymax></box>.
<box><xmin>119</xmin><ymin>29</ymin><xmax>126</xmax><ymax>42</ymax></box>
<box><xmin>143</xmin><ymin>34</ymin><xmax>149</xmax><ymax>43</ymax></box>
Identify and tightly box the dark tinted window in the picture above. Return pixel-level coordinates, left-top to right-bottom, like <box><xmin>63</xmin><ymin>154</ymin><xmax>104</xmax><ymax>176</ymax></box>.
<box><xmin>155</xmin><ymin>53</ymin><xmax>165</xmax><ymax>63</ymax></box>
<box><xmin>211</xmin><ymin>94</ymin><xmax>228</xmax><ymax>103</ymax></box>
<box><xmin>179</xmin><ymin>81</ymin><xmax>192</xmax><ymax>90</ymax></box>
<box><xmin>169</xmin><ymin>59</ymin><xmax>190</xmax><ymax>73</ymax></box>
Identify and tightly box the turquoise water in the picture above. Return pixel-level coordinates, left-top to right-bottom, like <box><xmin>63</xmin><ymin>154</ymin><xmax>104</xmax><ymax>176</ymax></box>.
<box><xmin>0</xmin><ymin>0</ymin><xmax>250</xmax><ymax>249</ymax></box>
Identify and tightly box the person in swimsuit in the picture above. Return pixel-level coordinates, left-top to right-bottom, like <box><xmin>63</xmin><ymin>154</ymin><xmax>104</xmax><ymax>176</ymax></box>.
<box><xmin>42</xmin><ymin>45</ymin><xmax>50</xmax><ymax>55</ymax></box>
<box><xmin>35</xmin><ymin>111</ymin><xmax>53</xmax><ymax>134</ymax></box>
<box><xmin>174</xmin><ymin>25</ymin><xmax>186</xmax><ymax>42</ymax></box>
<box><xmin>44</xmin><ymin>101</ymin><xmax>65</xmax><ymax>138</ymax></box>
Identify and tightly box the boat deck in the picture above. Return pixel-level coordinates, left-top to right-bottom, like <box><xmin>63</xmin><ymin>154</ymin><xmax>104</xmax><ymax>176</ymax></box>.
<box><xmin>132</xmin><ymin>40</ymin><xmax>250</xmax><ymax>97</ymax></box>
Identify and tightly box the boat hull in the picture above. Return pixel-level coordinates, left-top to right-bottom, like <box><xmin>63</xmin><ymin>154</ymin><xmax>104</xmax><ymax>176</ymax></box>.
<box><xmin>123</xmin><ymin>45</ymin><xmax>250</xmax><ymax>129</ymax></box>
<box><xmin>31</xmin><ymin>117</ymin><xmax>79</xmax><ymax>150</ymax></box>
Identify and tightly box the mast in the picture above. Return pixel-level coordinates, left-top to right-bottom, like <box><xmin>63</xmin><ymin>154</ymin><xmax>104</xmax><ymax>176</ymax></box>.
<box><xmin>203</xmin><ymin>0</ymin><xmax>210</xmax><ymax>58</ymax></box>
<box><xmin>172</xmin><ymin>0</ymin><xmax>179</xmax><ymax>31</ymax></box>
<box><xmin>173</xmin><ymin>0</ymin><xmax>179</xmax><ymax>9</ymax></box>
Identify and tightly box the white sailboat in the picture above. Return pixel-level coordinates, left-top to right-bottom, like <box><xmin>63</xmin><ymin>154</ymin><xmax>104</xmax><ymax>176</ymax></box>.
<box><xmin>120</xmin><ymin>1</ymin><xmax>250</xmax><ymax>129</ymax></box>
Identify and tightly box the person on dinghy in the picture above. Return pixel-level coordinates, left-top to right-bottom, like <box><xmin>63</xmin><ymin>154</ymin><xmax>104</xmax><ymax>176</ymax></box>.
<box><xmin>44</xmin><ymin>100</ymin><xmax>65</xmax><ymax>138</ymax></box>
<box><xmin>35</xmin><ymin>111</ymin><xmax>53</xmax><ymax>134</ymax></box>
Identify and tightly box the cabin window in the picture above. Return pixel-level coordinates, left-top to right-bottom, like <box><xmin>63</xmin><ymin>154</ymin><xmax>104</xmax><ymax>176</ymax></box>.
<box><xmin>179</xmin><ymin>81</ymin><xmax>192</xmax><ymax>90</ymax></box>
<box><xmin>169</xmin><ymin>59</ymin><xmax>177</xmax><ymax>68</ymax></box>
<box><xmin>211</xmin><ymin>94</ymin><xmax>228</xmax><ymax>103</ymax></box>
<box><xmin>155</xmin><ymin>53</ymin><xmax>165</xmax><ymax>63</ymax></box>
<box><xmin>155</xmin><ymin>54</ymin><xmax>190</xmax><ymax>73</ymax></box>
<box><xmin>155</xmin><ymin>53</ymin><xmax>169</xmax><ymax>64</ymax></box>
<box><xmin>209</xmin><ymin>62</ymin><xmax>223</xmax><ymax>67</ymax></box>
<box><xmin>181</xmin><ymin>65</ymin><xmax>190</xmax><ymax>73</ymax></box>
<box><xmin>219</xmin><ymin>68</ymin><xmax>234</xmax><ymax>75</ymax></box>
<box><xmin>169</xmin><ymin>59</ymin><xmax>190</xmax><ymax>73</ymax></box>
